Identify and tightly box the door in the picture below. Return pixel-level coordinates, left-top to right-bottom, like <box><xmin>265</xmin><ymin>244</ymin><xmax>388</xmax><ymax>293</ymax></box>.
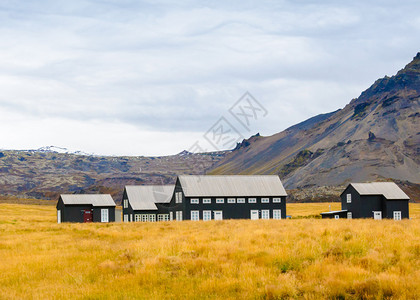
<box><xmin>101</xmin><ymin>209</ymin><xmax>109</xmax><ymax>222</ymax></box>
<box><xmin>393</xmin><ymin>211</ymin><xmax>401</xmax><ymax>221</ymax></box>
<box><xmin>57</xmin><ymin>210</ymin><xmax>61</xmax><ymax>224</ymax></box>
<box><xmin>373</xmin><ymin>211</ymin><xmax>382</xmax><ymax>220</ymax></box>
<box><xmin>170</xmin><ymin>211</ymin><xmax>173</xmax><ymax>221</ymax></box>
<box><xmin>83</xmin><ymin>210</ymin><xmax>93</xmax><ymax>223</ymax></box>
<box><xmin>214</xmin><ymin>211</ymin><xmax>223</xmax><ymax>220</ymax></box>
<box><xmin>250</xmin><ymin>210</ymin><xmax>259</xmax><ymax>220</ymax></box>
<box><xmin>123</xmin><ymin>214</ymin><xmax>128</xmax><ymax>222</ymax></box>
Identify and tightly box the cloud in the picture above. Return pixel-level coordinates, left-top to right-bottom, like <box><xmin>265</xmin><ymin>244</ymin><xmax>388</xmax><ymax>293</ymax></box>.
<box><xmin>0</xmin><ymin>0</ymin><xmax>419</xmax><ymax>155</ymax></box>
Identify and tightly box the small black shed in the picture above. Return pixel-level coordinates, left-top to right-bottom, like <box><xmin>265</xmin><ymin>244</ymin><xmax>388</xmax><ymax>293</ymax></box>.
<box><xmin>56</xmin><ymin>194</ymin><xmax>116</xmax><ymax>223</ymax></box>
<box><xmin>321</xmin><ymin>182</ymin><xmax>410</xmax><ymax>220</ymax></box>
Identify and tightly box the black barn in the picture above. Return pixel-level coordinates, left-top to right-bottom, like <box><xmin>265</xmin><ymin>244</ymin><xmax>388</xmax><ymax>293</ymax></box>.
<box><xmin>56</xmin><ymin>194</ymin><xmax>116</xmax><ymax>223</ymax></box>
<box><xmin>122</xmin><ymin>185</ymin><xmax>174</xmax><ymax>222</ymax></box>
<box><xmin>321</xmin><ymin>182</ymin><xmax>410</xmax><ymax>219</ymax></box>
<box><xmin>168</xmin><ymin>175</ymin><xmax>287</xmax><ymax>221</ymax></box>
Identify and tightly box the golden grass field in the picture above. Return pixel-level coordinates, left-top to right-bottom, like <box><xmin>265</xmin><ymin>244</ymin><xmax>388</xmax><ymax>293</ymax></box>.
<box><xmin>0</xmin><ymin>203</ymin><xmax>419</xmax><ymax>299</ymax></box>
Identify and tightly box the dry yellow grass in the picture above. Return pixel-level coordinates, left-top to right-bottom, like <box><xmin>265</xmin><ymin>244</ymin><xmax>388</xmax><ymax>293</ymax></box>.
<box><xmin>0</xmin><ymin>203</ymin><xmax>419</xmax><ymax>299</ymax></box>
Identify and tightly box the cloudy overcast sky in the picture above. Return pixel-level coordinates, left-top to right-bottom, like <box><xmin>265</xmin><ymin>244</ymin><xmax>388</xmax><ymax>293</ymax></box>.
<box><xmin>0</xmin><ymin>0</ymin><xmax>418</xmax><ymax>156</ymax></box>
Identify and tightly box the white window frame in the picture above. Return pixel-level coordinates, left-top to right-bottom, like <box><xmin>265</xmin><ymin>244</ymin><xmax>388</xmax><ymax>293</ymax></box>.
<box><xmin>123</xmin><ymin>214</ymin><xmax>128</xmax><ymax>222</ymax></box>
<box><xmin>203</xmin><ymin>198</ymin><xmax>211</xmax><ymax>204</ymax></box>
<box><xmin>237</xmin><ymin>198</ymin><xmax>245</xmax><ymax>203</ymax></box>
<box><xmin>273</xmin><ymin>209</ymin><xmax>281</xmax><ymax>220</ymax></box>
<box><xmin>176</xmin><ymin>211</ymin><xmax>183</xmax><ymax>221</ymax></box>
<box><xmin>393</xmin><ymin>211</ymin><xmax>401</xmax><ymax>221</ymax></box>
<box><xmin>157</xmin><ymin>214</ymin><xmax>169</xmax><ymax>222</ymax></box>
<box><xmin>261</xmin><ymin>209</ymin><xmax>270</xmax><ymax>219</ymax></box>
<box><xmin>57</xmin><ymin>210</ymin><xmax>61</xmax><ymax>224</ymax></box>
<box><xmin>248</xmin><ymin>198</ymin><xmax>256</xmax><ymax>203</ymax></box>
<box><xmin>175</xmin><ymin>192</ymin><xmax>183</xmax><ymax>203</ymax></box>
<box><xmin>130</xmin><ymin>214</ymin><xmax>133</xmax><ymax>222</ymax></box>
<box><xmin>250</xmin><ymin>210</ymin><xmax>259</xmax><ymax>220</ymax></box>
<box><xmin>190</xmin><ymin>198</ymin><xmax>199</xmax><ymax>204</ymax></box>
<box><xmin>373</xmin><ymin>211</ymin><xmax>382</xmax><ymax>220</ymax></box>
<box><xmin>216</xmin><ymin>198</ymin><xmax>225</xmax><ymax>204</ymax></box>
<box><xmin>334</xmin><ymin>215</ymin><xmax>340</xmax><ymax>219</ymax></box>
<box><xmin>213</xmin><ymin>211</ymin><xmax>223</xmax><ymax>220</ymax></box>
<box><xmin>346</xmin><ymin>194</ymin><xmax>351</xmax><ymax>203</ymax></box>
<box><xmin>203</xmin><ymin>210</ymin><xmax>211</xmax><ymax>221</ymax></box>
<box><xmin>141</xmin><ymin>214</ymin><xmax>148</xmax><ymax>222</ymax></box>
<box><xmin>149</xmin><ymin>214</ymin><xmax>156</xmax><ymax>222</ymax></box>
<box><xmin>169</xmin><ymin>211</ymin><xmax>173</xmax><ymax>221</ymax></box>
<box><xmin>227</xmin><ymin>198</ymin><xmax>236</xmax><ymax>203</ymax></box>
<box><xmin>123</xmin><ymin>199</ymin><xmax>128</xmax><ymax>208</ymax></box>
<box><xmin>347</xmin><ymin>212</ymin><xmax>352</xmax><ymax>219</ymax></box>
<box><xmin>273</xmin><ymin>198</ymin><xmax>281</xmax><ymax>203</ymax></box>
<box><xmin>261</xmin><ymin>198</ymin><xmax>269</xmax><ymax>203</ymax></box>
<box><xmin>101</xmin><ymin>209</ymin><xmax>109</xmax><ymax>223</ymax></box>
<box><xmin>191</xmin><ymin>210</ymin><xmax>199</xmax><ymax>221</ymax></box>
<box><xmin>134</xmin><ymin>214</ymin><xmax>141</xmax><ymax>222</ymax></box>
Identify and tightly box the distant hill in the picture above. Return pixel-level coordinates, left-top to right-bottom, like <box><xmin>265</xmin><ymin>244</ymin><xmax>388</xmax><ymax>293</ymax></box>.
<box><xmin>210</xmin><ymin>53</ymin><xmax>420</xmax><ymax>193</ymax></box>
<box><xmin>0</xmin><ymin>150</ymin><xmax>226</xmax><ymax>201</ymax></box>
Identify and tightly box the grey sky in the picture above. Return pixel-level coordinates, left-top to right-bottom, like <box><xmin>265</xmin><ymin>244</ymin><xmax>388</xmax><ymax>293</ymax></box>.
<box><xmin>0</xmin><ymin>1</ymin><xmax>418</xmax><ymax>155</ymax></box>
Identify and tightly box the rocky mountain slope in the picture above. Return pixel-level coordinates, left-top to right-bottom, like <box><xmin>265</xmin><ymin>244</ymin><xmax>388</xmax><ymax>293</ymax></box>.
<box><xmin>210</xmin><ymin>53</ymin><xmax>420</xmax><ymax>191</ymax></box>
<box><xmin>0</xmin><ymin>150</ymin><xmax>226</xmax><ymax>201</ymax></box>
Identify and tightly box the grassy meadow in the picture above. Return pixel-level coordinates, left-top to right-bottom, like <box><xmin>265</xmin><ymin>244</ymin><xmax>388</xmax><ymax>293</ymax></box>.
<box><xmin>0</xmin><ymin>203</ymin><xmax>419</xmax><ymax>299</ymax></box>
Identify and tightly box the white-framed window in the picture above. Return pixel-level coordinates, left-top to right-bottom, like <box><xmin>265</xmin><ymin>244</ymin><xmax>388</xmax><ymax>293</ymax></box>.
<box><xmin>191</xmin><ymin>210</ymin><xmax>199</xmax><ymax>221</ymax></box>
<box><xmin>203</xmin><ymin>210</ymin><xmax>211</xmax><ymax>221</ymax></box>
<box><xmin>175</xmin><ymin>192</ymin><xmax>183</xmax><ymax>203</ymax></box>
<box><xmin>203</xmin><ymin>198</ymin><xmax>211</xmax><ymax>204</ymax></box>
<box><xmin>273</xmin><ymin>198</ymin><xmax>281</xmax><ymax>203</ymax></box>
<box><xmin>248</xmin><ymin>198</ymin><xmax>256</xmax><ymax>203</ymax></box>
<box><xmin>57</xmin><ymin>210</ymin><xmax>61</xmax><ymax>224</ymax></box>
<box><xmin>250</xmin><ymin>210</ymin><xmax>259</xmax><ymax>220</ymax></box>
<box><xmin>169</xmin><ymin>211</ymin><xmax>173</xmax><ymax>221</ymax></box>
<box><xmin>346</xmin><ymin>194</ymin><xmax>351</xmax><ymax>203</ymax></box>
<box><xmin>393</xmin><ymin>211</ymin><xmax>401</xmax><ymax>221</ymax></box>
<box><xmin>149</xmin><ymin>214</ymin><xmax>156</xmax><ymax>222</ymax></box>
<box><xmin>101</xmin><ymin>209</ymin><xmax>109</xmax><ymax>223</ymax></box>
<box><xmin>334</xmin><ymin>215</ymin><xmax>340</xmax><ymax>219</ymax></box>
<box><xmin>216</xmin><ymin>198</ymin><xmax>225</xmax><ymax>203</ymax></box>
<box><xmin>176</xmin><ymin>211</ymin><xmax>183</xmax><ymax>221</ymax></box>
<box><xmin>190</xmin><ymin>198</ymin><xmax>199</xmax><ymax>204</ymax></box>
<box><xmin>347</xmin><ymin>212</ymin><xmax>352</xmax><ymax>219</ymax></box>
<box><xmin>123</xmin><ymin>199</ymin><xmax>128</xmax><ymax>208</ymax></box>
<box><xmin>130</xmin><ymin>214</ymin><xmax>133</xmax><ymax>222</ymax></box>
<box><xmin>213</xmin><ymin>211</ymin><xmax>223</xmax><ymax>220</ymax></box>
<box><xmin>227</xmin><ymin>198</ymin><xmax>236</xmax><ymax>203</ymax></box>
<box><xmin>123</xmin><ymin>214</ymin><xmax>128</xmax><ymax>222</ymax></box>
<box><xmin>134</xmin><ymin>214</ymin><xmax>141</xmax><ymax>222</ymax></box>
<box><xmin>373</xmin><ymin>211</ymin><xmax>382</xmax><ymax>220</ymax></box>
<box><xmin>261</xmin><ymin>198</ymin><xmax>269</xmax><ymax>203</ymax></box>
<box><xmin>158</xmin><ymin>214</ymin><xmax>169</xmax><ymax>222</ymax></box>
<box><xmin>273</xmin><ymin>209</ymin><xmax>281</xmax><ymax>220</ymax></box>
<box><xmin>237</xmin><ymin>198</ymin><xmax>245</xmax><ymax>203</ymax></box>
<box><xmin>141</xmin><ymin>214</ymin><xmax>148</xmax><ymax>222</ymax></box>
<box><xmin>261</xmin><ymin>210</ymin><xmax>270</xmax><ymax>219</ymax></box>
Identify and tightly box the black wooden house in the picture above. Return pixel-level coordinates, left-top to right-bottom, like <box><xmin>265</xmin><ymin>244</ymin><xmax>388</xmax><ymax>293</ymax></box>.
<box><xmin>122</xmin><ymin>185</ymin><xmax>174</xmax><ymax>222</ymax></box>
<box><xmin>168</xmin><ymin>175</ymin><xmax>287</xmax><ymax>221</ymax></box>
<box><xmin>321</xmin><ymin>182</ymin><xmax>409</xmax><ymax>219</ymax></box>
<box><xmin>56</xmin><ymin>194</ymin><xmax>116</xmax><ymax>223</ymax></box>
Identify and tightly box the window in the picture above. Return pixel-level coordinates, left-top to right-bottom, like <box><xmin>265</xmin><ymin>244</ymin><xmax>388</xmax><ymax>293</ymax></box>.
<box><xmin>237</xmin><ymin>198</ymin><xmax>245</xmax><ymax>203</ymax></box>
<box><xmin>273</xmin><ymin>209</ymin><xmax>281</xmax><ymax>220</ymax></box>
<box><xmin>130</xmin><ymin>214</ymin><xmax>133</xmax><ymax>222</ymax></box>
<box><xmin>191</xmin><ymin>211</ymin><xmax>199</xmax><ymax>221</ymax></box>
<box><xmin>250</xmin><ymin>210</ymin><xmax>259</xmax><ymax>220</ymax></box>
<box><xmin>101</xmin><ymin>209</ymin><xmax>109</xmax><ymax>222</ymax></box>
<box><xmin>169</xmin><ymin>211</ymin><xmax>173</xmax><ymax>221</ymax></box>
<box><xmin>346</xmin><ymin>194</ymin><xmax>351</xmax><ymax>203</ymax></box>
<box><xmin>158</xmin><ymin>214</ymin><xmax>169</xmax><ymax>222</ymax></box>
<box><xmin>227</xmin><ymin>198</ymin><xmax>236</xmax><ymax>203</ymax></box>
<box><xmin>393</xmin><ymin>211</ymin><xmax>401</xmax><ymax>221</ymax></box>
<box><xmin>123</xmin><ymin>214</ymin><xmax>128</xmax><ymax>222</ymax></box>
<box><xmin>123</xmin><ymin>199</ymin><xmax>128</xmax><ymax>208</ymax></box>
<box><xmin>176</xmin><ymin>211</ymin><xmax>183</xmax><ymax>221</ymax></box>
<box><xmin>261</xmin><ymin>210</ymin><xmax>270</xmax><ymax>219</ymax></box>
<box><xmin>347</xmin><ymin>212</ymin><xmax>352</xmax><ymax>219</ymax></box>
<box><xmin>216</xmin><ymin>198</ymin><xmax>225</xmax><ymax>203</ymax></box>
<box><xmin>175</xmin><ymin>192</ymin><xmax>183</xmax><ymax>203</ymax></box>
<box><xmin>203</xmin><ymin>198</ymin><xmax>211</xmax><ymax>204</ymax></box>
<box><xmin>248</xmin><ymin>198</ymin><xmax>256</xmax><ymax>203</ymax></box>
<box><xmin>149</xmin><ymin>214</ymin><xmax>156</xmax><ymax>222</ymax></box>
<box><xmin>334</xmin><ymin>215</ymin><xmax>340</xmax><ymax>219</ymax></box>
<box><xmin>213</xmin><ymin>211</ymin><xmax>223</xmax><ymax>220</ymax></box>
<box><xmin>134</xmin><ymin>214</ymin><xmax>141</xmax><ymax>222</ymax></box>
<box><xmin>261</xmin><ymin>198</ymin><xmax>269</xmax><ymax>203</ymax></box>
<box><xmin>373</xmin><ymin>211</ymin><xmax>382</xmax><ymax>220</ymax></box>
<box><xmin>190</xmin><ymin>198</ymin><xmax>199</xmax><ymax>204</ymax></box>
<box><xmin>57</xmin><ymin>210</ymin><xmax>61</xmax><ymax>224</ymax></box>
<box><xmin>273</xmin><ymin>198</ymin><xmax>281</xmax><ymax>203</ymax></box>
<box><xmin>141</xmin><ymin>214</ymin><xmax>148</xmax><ymax>222</ymax></box>
<box><xmin>203</xmin><ymin>210</ymin><xmax>211</xmax><ymax>221</ymax></box>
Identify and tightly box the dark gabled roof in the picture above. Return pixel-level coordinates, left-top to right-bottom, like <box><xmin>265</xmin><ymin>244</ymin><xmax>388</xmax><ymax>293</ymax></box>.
<box><xmin>344</xmin><ymin>182</ymin><xmax>410</xmax><ymax>200</ymax></box>
<box><xmin>60</xmin><ymin>194</ymin><xmax>116</xmax><ymax>207</ymax></box>
<box><xmin>125</xmin><ymin>185</ymin><xmax>175</xmax><ymax>210</ymax></box>
<box><xmin>178</xmin><ymin>175</ymin><xmax>287</xmax><ymax>197</ymax></box>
